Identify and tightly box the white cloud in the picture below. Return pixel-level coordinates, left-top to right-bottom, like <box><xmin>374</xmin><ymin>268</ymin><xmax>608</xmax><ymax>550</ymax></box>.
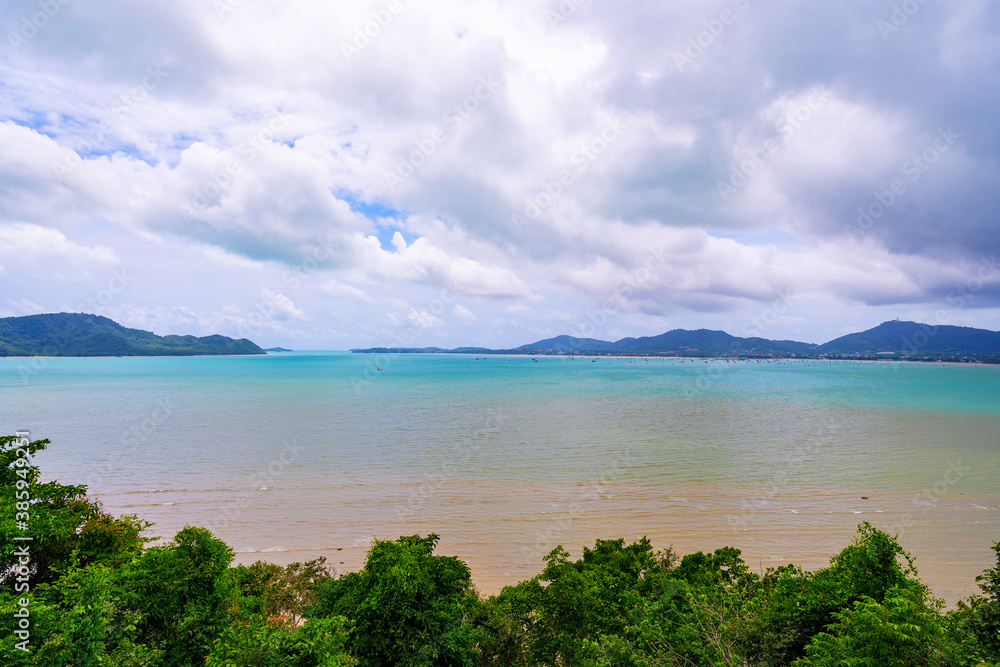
<box><xmin>1</xmin><ymin>0</ymin><xmax>999</xmax><ymax>346</ymax></box>
<box><xmin>260</xmin><ymin>289</ymin><xmax>307</xmax><ymax>321</ymax></box>
<box><xmin>408</xmin><ymin>308</ymin><xmax>443</xmax><ymax>330</ymax></box>
<box><xmin>0</xmin><ymin>223</ymin><xmax>117</xmax><ymax>278</ymax></box>
<box><xmin>453</xmin><ymin>304</ymin><xmax>477</xmax><ymax>322</ymax></box>
<box><xmin>6</xmin><ymin>298</ymin><xmax>44</xmax><ymax>315</ymax></box>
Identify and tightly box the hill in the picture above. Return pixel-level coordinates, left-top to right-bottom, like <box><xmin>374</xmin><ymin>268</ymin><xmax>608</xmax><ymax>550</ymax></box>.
<box><xmin>516</xmin><ymin>329</ymin><xmax>816</xmax><ymax>356</ymax></box>
<box><xmin>818</xmin><ymin>320</ymin><xmax>1000</xmax><ymax>357</ymax></box>
<box><xmin>0</xmin><ymin>313</ymin><xmax>265</xmax><ymax>357</ymax></box>
<box><xmin>516</xmin><ymin>335</ymin><xmax>621</xmax><ymax>353</ymax></box>
<box><xmin>353</xmin><ymin>320</ymin><xmax>1000</xmax><ymax>359</ymax></box>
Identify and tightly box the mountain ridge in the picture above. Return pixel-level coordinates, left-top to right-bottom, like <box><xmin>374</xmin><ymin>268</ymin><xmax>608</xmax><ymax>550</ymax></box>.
<box><xmin>353</xmin><ymin>320</ymin><xmax>1000</xmax><ymax>360</ymax></box>
<box><xmin>0</xmin><ymin>313</ymin><xmax>266</xmax><ymax>357</ymax></box>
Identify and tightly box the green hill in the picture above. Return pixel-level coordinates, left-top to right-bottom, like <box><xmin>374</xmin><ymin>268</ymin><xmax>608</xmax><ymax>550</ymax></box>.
<box><xmin>354</xmin><ymin>320</ymin><xmax>1000</xmax><ymax>359</ymax></box>
<box><xmin>0</xmin><ymin>313</ymin><xmax>265</xmax><ymax>357</ymax></box>
<box><xmin>817</xmin><ymin>320</ymin><xmax>1000</xmax><ymax>357</ymax></box>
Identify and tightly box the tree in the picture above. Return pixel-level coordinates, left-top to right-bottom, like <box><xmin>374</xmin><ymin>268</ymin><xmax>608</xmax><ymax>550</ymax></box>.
<box><xmin>123</xmin><ymin>526</ymin><xmax>236</xmax><ymax>667</ymax></box>
<box><xmin>232</xmin><ymin>558</ymin><xmax>336</xmax><ymax>628</ymax></box>
<box><xmin>206</xmin><ymin>616</ymin><xmax>356</xmax><ymax>667</ymax></box>
<box><xmin>476</xmin><ymin>538</ymin><xmax>684</xmax><ymax>666</ymax></box>
<box><xmin>948</xmin><ymin>541</ymin><xmax>1000</xmax><ymax>665</ymax></box>
<box><xmin>619</xmin><ymin>547</ymin><xmax>760</xmax><ymax>667</ymax></box>
<box><xmin>26</xmin><ymin>565</ymin><xmax>160</xmax><ymax>667</ymax></box>
<box><xmin>310</xmin><ymin>534</ymin><xmax>480</xmax><ymax>666</ymax></box>
<box><xmin>794</xmin><ymin>585</ymin><xmax>946</xmax><ymax>667</ymax></box>
<box><xmin>828</xmin><ymin>521</ymin><xmax>917</xmax><ymax>602</ymax></box>
<box><xmin>1</xmin><ymin>435</ymin><xmax>150</xmax><ymax>589</ymax></box>
<box><xmin>740</xmin><ymin>522</ymin><xmax>922</xmax><ymax>665</ymax></box>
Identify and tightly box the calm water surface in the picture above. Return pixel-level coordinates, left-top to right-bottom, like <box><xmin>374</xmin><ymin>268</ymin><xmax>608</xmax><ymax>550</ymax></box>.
<box><xmin>2</xmin><ymin>353</ymin><xmax>998</xmax><ymax>603</ymax></box>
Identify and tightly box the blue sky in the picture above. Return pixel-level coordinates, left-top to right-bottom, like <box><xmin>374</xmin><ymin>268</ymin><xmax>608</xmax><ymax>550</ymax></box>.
<box><xmin>1</xmin><ymin>0</ymin><xmax>999</xmax><ymax>348</ymax></box>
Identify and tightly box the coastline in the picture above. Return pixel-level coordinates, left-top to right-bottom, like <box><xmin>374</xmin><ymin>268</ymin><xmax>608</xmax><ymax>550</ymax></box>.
<box><xmin>119</xmin><ymin>478</ymin><xmax>999</xmax><ymax>607</ymax></box>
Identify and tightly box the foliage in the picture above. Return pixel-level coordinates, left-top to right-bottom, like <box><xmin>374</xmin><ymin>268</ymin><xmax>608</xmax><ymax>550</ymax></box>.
<box><xmin>0</xmin><ymin>312</ymin><xmax>264</xmax><ymax>356</ymax></box>
<box><xmin>948</xmin><ymin>541</ymin><xmax>1000</xmax><ymax>665</ymax></box>
<box><xmin>232</xmin><ymin>558</ymin><xmax>337</xmax><ymax>627</ymax></box>
<box><xmin>794</xmin><ymin>585</ymin><xmax>947</xmax><ymax>666</ymax></box>
<box><xmin>122</xmin><ymin>525</ymin><xmax>237</xmax><ymax>667</ymax></box>
<box><xmin>1</xmin><ymin>435</ymin><xmax>152</xmax><ymax>588</ymax></box>
<box><xmin>206</xmin><ymin>615</ymin><xmax>355</xmax><ymax>667</ymax></box>
<box><xmin>4</xmin><ymin>435</ymin><xmax>1000</xmax><ymax>667</ymax></box>
<box><xmin>310</xmin><ymin>533</ymin><xmax>481</xmax><ymax>666</ymax></box>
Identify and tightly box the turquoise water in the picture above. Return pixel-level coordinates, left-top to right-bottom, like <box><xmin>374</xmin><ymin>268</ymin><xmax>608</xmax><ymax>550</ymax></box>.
<box><xmin>2</xmin><ymin>353</ymin><xmax>998</xmax><ymax>602</ymax></box>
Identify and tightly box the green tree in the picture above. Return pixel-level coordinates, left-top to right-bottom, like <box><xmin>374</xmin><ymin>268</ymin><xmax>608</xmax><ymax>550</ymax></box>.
<box><xmin>1</xmin><ymin>435</ymin><xmax>150</xmax><ymax>589</ymax></box>
<box><xmin>948</xmin><ymin>541</ymin><xmax>1000</xmax><ymax>665</ymax></box>
<box><xmin>740</xmin><ymin>522</ymin><xmax>922</xmax><ymax>665</ymax></box>
<box><xmin>617</xmin><ymin>547</ymin><xmax>759</xmax><ymax>667</ymax></box>
<box><xmin>828</xmin><ymin>521</ymin><xmax>917</xmax><ymax>602</ymax></box>
<box><xmin>794</xmin><ymin>585</ymin><xmax>946</xmax><ymax>666</ymax></box>
<box><xmin>232</xmin><ymin>558</ymin><xmax>336</xmax><ymax>628</ymax></box>
<box><xmin>311</xmin><ymin>534</ymin><xmax>480</xmax><ymax>667</ymax></box>
<box><xmin>206</xmin><ymin>615</ymin><xmax>356</xmax><ymax>667</ymax></box>
<box><xmin>123</xmin><ymin>525</ymin><xmax>236</xmax><ymax>667</ymax></box>
<box><xmin>28</xmin><ymin>565</ymin><xmax>159</xmax><ymax>667</ymax></box>
<box><xmin>476</xmin><ymin>538</ymin><xmax>673</xmax><ymax>666</ymax></box>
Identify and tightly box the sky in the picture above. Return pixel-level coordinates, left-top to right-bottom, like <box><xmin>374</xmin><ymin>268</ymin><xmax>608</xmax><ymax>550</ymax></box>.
<box><xmin>1</xmin><ymin>0</ymin><xmax>999</xmax><ymax>349</ymax></box>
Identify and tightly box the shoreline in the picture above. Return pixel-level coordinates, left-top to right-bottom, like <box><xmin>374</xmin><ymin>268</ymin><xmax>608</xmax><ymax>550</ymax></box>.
<box><xmin>112</xmin><ymin>478</ymin><xmax>999</xmax><ymax>607</ymax></box>
<box><xmin>351</xmin><ymin>350</ymin><xmax>1000</xmax><ymax>365</ymax></box>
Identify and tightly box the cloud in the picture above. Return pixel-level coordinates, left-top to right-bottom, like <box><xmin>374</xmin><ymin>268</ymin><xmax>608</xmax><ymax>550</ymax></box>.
<box><xmin>407</xmin><ymin>308</ymin><xmax>443</xmax><ymax>330</ymax></box>
<box><xmin>5</xmin><ymin>298</ymin><xmax>44</xmax><ymax>315</ymax></box>
<box><xmin>260</xmin><ymin>289</ymin><xmax>307</xmax><ymax>321</ymax></box>
<box><xmin>0</xmin><ymin>223</ymin><xmax>117</xmax><ymax>278</ymax></box>
<box><xmin>1</xmin><ymin>0</ymin><xmax>999</xmax><ymax>346</ymax></box>
<box><xmin>453</xmin><ymin>304</ymin><xmax>477</xmax><ymax>323</ymax></box>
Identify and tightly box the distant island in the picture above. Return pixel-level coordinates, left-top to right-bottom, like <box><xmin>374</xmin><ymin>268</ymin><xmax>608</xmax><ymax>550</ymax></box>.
<box><xmin>353</xmin><ymin>320</ymin><xmax>1000</xmax><ymax>362</ymax></box>
<box><xmin>265</xmin><ymin>347</ymin><xmax>293</xmax><ymax>352</ymax></box>
<box><xmin>0</xmin><ymin>313</ymin><xmax>265</xmax><ymax>357</ymax></box>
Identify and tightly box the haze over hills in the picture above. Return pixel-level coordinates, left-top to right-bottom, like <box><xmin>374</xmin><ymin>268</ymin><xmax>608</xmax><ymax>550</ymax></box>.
<box><xmin>0</xmin><ymin>313</ymin><xmax>265</xmax><ymax>357</ymax></box>
<box><xmin>353</xmin><ymin>321</ymin><xmax>1000</xmax><ymax>360</ymax></box>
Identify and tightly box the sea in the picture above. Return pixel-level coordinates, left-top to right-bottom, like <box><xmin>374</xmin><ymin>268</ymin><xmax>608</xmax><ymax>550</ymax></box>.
<box><xmin>2</xmin><ymin>352</ymin><xmax>998</xmax><ymax>604</ymax></box>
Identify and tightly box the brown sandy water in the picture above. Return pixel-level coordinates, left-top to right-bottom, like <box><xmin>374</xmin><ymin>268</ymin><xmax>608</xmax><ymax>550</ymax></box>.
<box><xmin>5</xmin><ymin>354</ymin><xmax>998</xmax><ymax>606</ymax></box>
<box><xmin>204</xmin><ymin>480</ymin><xmax>997</xmax><ymax>605</ymax></box>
